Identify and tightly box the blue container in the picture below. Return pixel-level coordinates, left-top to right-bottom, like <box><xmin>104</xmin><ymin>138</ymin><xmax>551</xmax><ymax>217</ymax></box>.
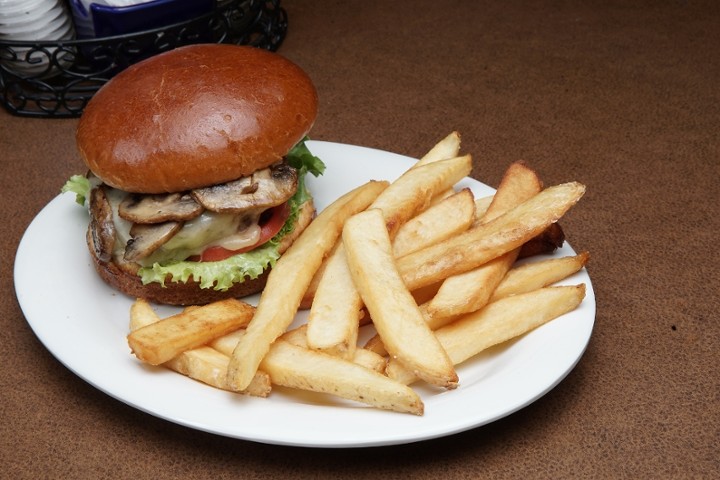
<box><xmin>70</xmin><ymin>0</ymin><xmax>215</xmax><ymax>39</ymax></box>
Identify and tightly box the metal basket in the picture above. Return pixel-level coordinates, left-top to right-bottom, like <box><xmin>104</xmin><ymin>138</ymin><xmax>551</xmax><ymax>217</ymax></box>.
<box><xmin>0</xmin><ymin>0</ymin><xmax>287</xmax><ymax>118</ymax></box>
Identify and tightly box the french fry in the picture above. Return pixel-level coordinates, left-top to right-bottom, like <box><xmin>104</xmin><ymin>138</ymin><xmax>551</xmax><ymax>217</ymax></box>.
<box><xmin>490</xmin><ymin>252</ymin><xmax>590</xmax><ymax>302</ymax></box>
<box><xmin>127</xmin><ymin>298</ymin><xmax>255</xmax><ymax>365</ymax></box>
<box><xmin>371</xmin><ymin>155</ymin><xmax>472</xmax><ymax>236</ymax></box>
<box><xmin>427</xmin><ymin>187</ymin><xmax>459</xmax><ymax>207</ymax></box>
<box><xmin>392</xmin><ymin>188</ymin><xmax>475</xmax><ymax>257</ymax></box>
<box><xmin>423</xmin><ymin>162</ymin><xmax>542</xmax><ymax>321</ymax></box>
<box><xmin>227</xmin><ymin>180</ymin><xmax>389</xmax><ymax>391</ymax></box>
<box><xmin>344</xmin><ymin>190</ymin><xmax>478</xmax><ymax>352</ymax></box>
<box><xmin>481</xmin><ymin>162</ymin><xmax>543</xmax><ymax>223</ymax></box>
<box><xmin>264</xmin><ymin>341</ymin><xmax>424</xmax><ymax>415</ymax></box>
<box><xmin>415</xmin><ymin>131</ymin><xmax>463</xmax><ymax>201</ymax></box>
<box><xmin>343</xmin><ymin>209</ymin><xmax>458</xmax><ymax>389</ymax></box>
<box><xmin>128</xmin><ymin>297</ymin><xmax>162</xmax><ymax>331</ymax></box>
<box><xmin>416</xmin><ymin>131</ymin><xmax>461</xmax><ymax>166</ymax></box>
<box><xmin>300</xmin><ymin>154</ymin><xmax>472</xmax><ymax>308</ymax></box>
<box><xmin>386</xmin><ymin>285</ymin><xmax>587</xmax><ymax>384</ymax></box>
<box><xmin>166</xmin><ymin>346</ymin><xmax>241</xmax><ymax>391</ymax></box>
<box><xmin>298</xmin><ymin>243</ymin><xmax>334</xmax><ymax>310</ymax></box>
<box><xmin>129</xmin><ymin>299</ymin><xmax>271</xmax><ymax>397</ymax></box>
<box><xmin>306</xmin><ymin>245</ymin><xmax>361</xmax><ymax>359</ymax></box>
<box><xmin>476</xmin><ymin>196</ymin><xmax>567</xmax><ymax>260</ymax></box>
<box><xmin>362</xmin><ymin>333</ymin><xmax>387</xmax><ymax>356</ymax></box>
<box><xmin>300</xmin><ymin>155</ymin><xmax>472</xmax><ymax>316</ymax></box>
<box><xmin>411</xmin><ymin>281</ymin><xmax>443</xmax><ymax>306</ymax></box>
<box><xmin>420</xmin><ymin>252</ymin><xmax>518</xmax><ymax>329</ymax></box>
<box><xmin>351</xmin><ymin>347</ymin><xmax>388</xmax><ymax>373</ymax></box>
<box><xmin>210</xmin><ymin>328</ymin><xmax>245</xmax><ymax>356</ymax></box>
<box><xmin>364</xmin><ymin>179</ymin><xmax>584</xmax><ymax>355</ymax></box>
<box><xmin>396</xmin><ymin>182</ymin><xmax>586</xmax><ymax>291</ymax></box>
<box><xmin>213</xmin><ymin>331</ymin><xmax>417</xmax><ymax>413</ymax></box>
<box><xmin>422</xmin><ymin>253</ymin><xmax>589</xmax><ymax>331</ymax></box>
<box><xmin>364</xmin><ymin>252</ymin><xmax>590</xmax><ymax>352</ymax></box>
<box><xmin>282</xmin><ymin>325</ymin><xmax>386</xmax><ymax>372</ymax></box>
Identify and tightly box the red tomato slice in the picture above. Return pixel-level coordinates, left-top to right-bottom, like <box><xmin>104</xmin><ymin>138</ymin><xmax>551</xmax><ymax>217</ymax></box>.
<box><xmin>259</xmin><ymin>201</ymin><xmax>291</xmax><ymax>243</ymax></box>
<box><xmin>192</xmin><ymin>202</ymin><xmax>291</xmax><ymax>262</ymax></box>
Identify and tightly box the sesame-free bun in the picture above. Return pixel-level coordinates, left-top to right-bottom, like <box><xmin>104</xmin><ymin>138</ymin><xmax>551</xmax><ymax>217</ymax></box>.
<box><xmin>77</xmin><ymin>44</ymin><xmax>318</xmax><ymax>194</ymax></box>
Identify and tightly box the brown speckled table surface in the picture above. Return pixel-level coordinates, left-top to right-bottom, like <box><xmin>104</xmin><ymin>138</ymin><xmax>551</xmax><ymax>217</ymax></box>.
<box><xmin>2</xmin><ymin>1</ymin><xmax>718</xmax><ymax>478</ymax></box>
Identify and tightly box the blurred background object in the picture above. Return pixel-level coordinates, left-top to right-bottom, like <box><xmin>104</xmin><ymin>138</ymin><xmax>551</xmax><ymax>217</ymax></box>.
<box><xmin>0</xmin><ymin>0</ymin><xmax>75</xmax><ymax>75</ymax></box>
<box><xmin>69</xmin><ymin>0</ymin><xmax>214</xmax><ymax>39</ymax></box>
<box><xmin>0</xmin><ymin>0</ymin><xmax>288</xmax><ymax>118</ymax></box>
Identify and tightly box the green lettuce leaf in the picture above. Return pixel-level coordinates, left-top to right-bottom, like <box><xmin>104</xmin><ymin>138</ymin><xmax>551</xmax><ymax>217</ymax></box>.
<box><xmin>61</xmin><ymin>174</ymin><xmax>91</xmax><ymax>206</ymax></box>
<box><xmin>287</xmin><ymin>137</ymin><xmax>326</xmax><ymax>177</ymax></box>
<box><xmin>138</xmin><ymin>241</ymin><xmax>281</xmax><ymax>291</ymax></box>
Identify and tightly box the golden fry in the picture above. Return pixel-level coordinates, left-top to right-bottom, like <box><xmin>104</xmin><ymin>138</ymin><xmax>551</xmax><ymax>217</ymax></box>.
<box><xmin>424</xmin><ymin>162</ymin><xmax>542</xmax><ymax>321</ymax></box>
<box><xmin>227</xmin><ymin>180</ymin><xmax>389</xmax><ymax>391</ymax></box>
<box><xmin>386</xmin><ymin>285</ymin><xmax>587</xmax><ymax>384</ymax></box>
<box><xmin>421</xmin><ymin>252</ymin><xmax>517</xmax><ymax>330</ymax></box>
<box><xmin>483</xmin><ymin>161</ymin><xmax>543</xmax><ymax>222</ymax></box>
<box><xmin>129</xmin><ymin>299</ymin><xmax>270</xmax><ymax>397</ymax></box>
<box><xmin>490</xmin><ymin>252</ymin><xmax>590</xmax><ymax>302</ymax></box>
<box><xmin>213</xmin><ymin>329</ymin><xmax>417</xmax><ymax>414</ymax></box>
<box><xmin>300</xmin><ymin>154</ymin><xmax>471</xmax><ymax>309</ymax></box>
<box><xmin>365</xmin><ymin>251</ymin><xmax>590</xmax><ymax>353</ymax></box>
<box><xmin>306</xmin><ymin>244</ymin><xmax>361</xmax><ymax>359</ymax></box>
<box><xmin>416</xmin><ymin>131</ymin><xmax>461</xmax><ymax>167</ymax></box>
<box><xmin>371</xmin><ymin>155</ymin><xmax>472</xmax><ymax>237</ymax></box>
<box><xmin>298</xmin><ymin>243</ymin><xmax>334</xmax><ymax>310</ymax></box>
<box><xmin>351</xmin><ymin>347</ymin><xmax>387</xmax><ymax>373</ymax></box>
<box><xmin>280</xmin><ymin>325</ymin><xmax>382</xmax><ymax>371</ymax></box>
<box><xmin>263</xmin><ymin>340</ymin><xmax>424</xmax><ymax>415</ymax></box>
<box><xmin>209</xmin><ymin>328</ymin><xmax>245</xmax><ymax>355</ymax></box>
<box><xmin>165</xmin><ymin>347</ymin><xmax>241</xmax><ymax>392</ymax></box>
<box><xmin>392</xmin><ymin>188</ymin><xmax>475</xmax><ymax>257</ymax></box>
<box><xmin>127</xmin><ymin>298</ymin><xmax>255</xmax><ymax>365</ymax></box>
<box><xmin>343</xmin><ymin>209</ymin><xmax>457</xmax><ymax>389</ymax></box>
<box><xmin>396</xmin><ymin>182</ymin><xmax>586</xmax><ymax>291</ymax></box>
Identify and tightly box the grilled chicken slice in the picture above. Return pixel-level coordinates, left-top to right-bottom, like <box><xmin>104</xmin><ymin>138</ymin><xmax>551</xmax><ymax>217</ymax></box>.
<box><xmin>118</xmin><ymin>192</ymin><xmax>203</xmax><ymax>224</ymax></box>
<box><xmin>192</xmin><ymin>163</ymin><xmax>297</xmax><ymax>213</ymax></box>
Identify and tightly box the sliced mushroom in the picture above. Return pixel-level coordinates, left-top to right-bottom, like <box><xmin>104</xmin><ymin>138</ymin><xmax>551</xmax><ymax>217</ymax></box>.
<box><xmin>118</xmin><ymin>192</ymin><xmax>203</xmax><ymax>224</ymax></box>
<box><xmin>88</xmin><ymin>186</ymin><xmax>115</xmax><ymax>263</ymax></box>
<box><xmin>124</xmin><ymin>221</ymin><xmax>182</xmax><ymax>262</ymax></box>
<box><xmin>191</xmin><ymin>163</ymin><xmax>298</xmax><ymax>213</ymax></box>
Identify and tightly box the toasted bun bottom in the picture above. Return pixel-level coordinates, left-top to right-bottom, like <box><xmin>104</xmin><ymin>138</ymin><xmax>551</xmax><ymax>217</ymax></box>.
<box><xmin>88</xmin><ymin>199</ymin><xmax>315</xmax><ymax>306</ymax></box>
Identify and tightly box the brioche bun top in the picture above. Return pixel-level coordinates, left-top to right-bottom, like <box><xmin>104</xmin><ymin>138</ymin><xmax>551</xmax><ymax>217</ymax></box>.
<box><xmin>76</xmin><ymin>44</ymin><xmax>318</xmax><ymax>193</ymax></box>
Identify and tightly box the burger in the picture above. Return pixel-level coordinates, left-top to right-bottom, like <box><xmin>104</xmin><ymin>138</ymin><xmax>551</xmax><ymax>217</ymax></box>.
<box><xmin>62</xmin><ymin>44</ymin><xmax>324</xmax><ymax>305</ymax></box>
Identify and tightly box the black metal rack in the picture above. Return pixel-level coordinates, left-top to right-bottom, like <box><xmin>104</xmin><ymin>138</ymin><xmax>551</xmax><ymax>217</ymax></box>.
<box><xmin>0</xmin><ymin>0</ymin><xmax>287</xmax><ymax>118</ymax></box>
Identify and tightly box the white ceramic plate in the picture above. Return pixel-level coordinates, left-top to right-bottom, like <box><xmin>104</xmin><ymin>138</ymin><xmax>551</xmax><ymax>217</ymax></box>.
<box><xmin>14</xmin><ymin>141</ymin><xmax>595</xmax><ymax>448</ymax></box>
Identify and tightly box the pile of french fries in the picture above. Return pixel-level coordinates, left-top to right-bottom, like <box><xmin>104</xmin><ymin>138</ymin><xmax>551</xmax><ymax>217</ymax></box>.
<box><xmin>126</xmin><ymin>132</ymin><xmax>589</xmax><ymax>415</ymax></box>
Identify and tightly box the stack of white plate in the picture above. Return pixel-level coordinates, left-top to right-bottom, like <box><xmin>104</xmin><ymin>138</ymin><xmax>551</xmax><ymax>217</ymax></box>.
<box><xmin>0</xmin><ymin>0</ymin><xmax>75</xmax><ymax>75</ymax></box>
